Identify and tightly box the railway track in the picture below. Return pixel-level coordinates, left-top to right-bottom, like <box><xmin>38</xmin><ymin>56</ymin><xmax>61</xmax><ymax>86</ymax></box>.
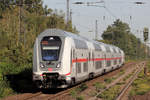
<box><xmin>22</xmin><ymin>92</ymin><xmax>42</xmax><ymax>100</ymax></box>
<box><xmin>46</xmin><ymin>62</ymin><xmax>139</xmax><ymax>100</ymax></box>
<box><xmin>3</xmin><ymin>62</ymin><xmax>139</xmax><ymax>100</ymax></box>
<box><xmin>115</xmin><ymin>61</ymin><xmax>146</xmax><ymax>100</ymax></box>
<box><xmin>88</xmin><ymin>61</ymin><xmax>145</xmax><ymax>100</ymax></box>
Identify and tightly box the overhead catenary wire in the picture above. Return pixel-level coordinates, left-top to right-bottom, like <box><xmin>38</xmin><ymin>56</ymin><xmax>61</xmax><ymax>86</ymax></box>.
<box><xmin>73</xmin><ymin>1</ymin><xmax>118</xmax><ymax>19</ymax></box>
<box><xmin>103</xmin><ymin>6</ymin><xmax>117</xmax><ymax>19</ymax></box>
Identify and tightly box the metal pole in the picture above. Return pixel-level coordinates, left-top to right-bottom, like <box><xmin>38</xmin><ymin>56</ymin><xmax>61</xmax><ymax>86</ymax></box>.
<box><xmin>70</xmin><ymin>9</ymin><xmax>72</xmax><ymax>23</ymax></box>
<box><xmin>95</xmin><ymin>20</ymin><xmax>98</xmax><ymax>40</ymax></box>
<box><xmin>66</xmin><ymin>0</ymin><xmax>70</xmax><ymax>30</ymax></box>
<box><xmin>19</xmin><ymin>4</ymin><xmax>21</xmax><ymax>42</ymax></box>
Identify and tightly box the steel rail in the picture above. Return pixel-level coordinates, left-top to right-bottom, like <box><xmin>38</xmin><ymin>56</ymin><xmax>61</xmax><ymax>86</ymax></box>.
<box><xmin>115</xmin><ymin>62</ymin><xmax>145</xmax><ymax>100</ymax></box>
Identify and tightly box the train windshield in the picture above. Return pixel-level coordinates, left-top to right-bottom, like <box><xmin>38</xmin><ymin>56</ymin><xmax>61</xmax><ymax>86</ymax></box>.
<box><xmin>41</xmin><ymin>36</ymin><xmax>61</xmax><ymax>61</ymax></box>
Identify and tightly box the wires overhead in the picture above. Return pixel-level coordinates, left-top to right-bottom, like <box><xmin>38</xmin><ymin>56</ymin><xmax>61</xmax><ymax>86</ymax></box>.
<box><xmin>73</xmin><ymin>0</ymin><xmax>117</xmax><ymax>19</ymax></box>
<box><xmin>103</xmin><ymin>6</ymin><xmax>117</xmax><ymax>19</ymax></box>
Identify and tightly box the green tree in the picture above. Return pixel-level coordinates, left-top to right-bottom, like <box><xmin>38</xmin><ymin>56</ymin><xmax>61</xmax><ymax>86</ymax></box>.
<box><xmin>101</xmin><ymin>19</ymin><xmax>147</xmax><ymax>59</ymax></box>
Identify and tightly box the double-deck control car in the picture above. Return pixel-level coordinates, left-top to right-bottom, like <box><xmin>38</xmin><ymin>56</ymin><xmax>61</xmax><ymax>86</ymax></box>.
<box><xmin>33</xmin><ymin>29</ymin><xmax>125</xmax><ymax>88</ymax></box>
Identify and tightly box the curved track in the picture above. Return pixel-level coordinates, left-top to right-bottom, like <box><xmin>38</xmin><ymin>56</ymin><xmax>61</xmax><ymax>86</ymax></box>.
<box><xmin>24</xmin><ymin>62</ymin><xmax>137</xmax><ymax>100</ymax></box>
<box><xmin>4</xmin><ymin>62</ymin><xmax>138</xmax><ymax>100</ymax></box>
<box><xmin>115</xmin><ymin>61</ymin><xmax>146</xmax><ymax>100</ymax></box>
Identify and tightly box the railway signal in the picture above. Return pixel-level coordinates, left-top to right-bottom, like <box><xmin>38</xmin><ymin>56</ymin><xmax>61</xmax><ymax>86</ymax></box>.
<box><xmin>143</xmin><ymin>27</ymin><xmax>149</xmax><ymax>42</ymax></box>
<box><xmin>143</xmin><ymin>27</ymin><xmax>149</xmax><ymax>59</ymax></box>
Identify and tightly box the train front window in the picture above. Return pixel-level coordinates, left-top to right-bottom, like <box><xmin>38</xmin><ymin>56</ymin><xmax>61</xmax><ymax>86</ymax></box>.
<box><xmin>41</xmin><ymin>36</ymin><xmax>62</xmax><ymax>61</ymax></box>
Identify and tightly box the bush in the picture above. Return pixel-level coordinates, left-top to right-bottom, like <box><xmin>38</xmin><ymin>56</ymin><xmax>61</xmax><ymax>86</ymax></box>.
<box><xmin>104</xmin><ymin>78</ymin><xmax>113</xmax><ymax>84</ymax></box>
<box><xmin>134</xmin><ymin>83</ymin><xmax>150</xmax><ymax>95</ymax></box>
<box><xmin>70</xmin><ymin>89</ymin><xmax>77</xmax><ymax>98</ymax></box>
<box><xmin>76</xmin><ymin>96</ymin><xmax>84</xmax><ymax>100</ymax></box>
<box><xmin>0</xmin><ymin>61</ymin><xmax>32</xmax><ymax>98</ymax></box>
<box><xmin>97</xmin><ymin>85</ymin><xmax>120</xmax><ymax>100</ymax></box>
<box><xmin>77</xmin><ymin>83</ymin><xmax>88</xmax><ymax>92</ymax></box>
<box><xmin>88</xmin><ymin>91</ymin><xmax>97</xmax><ymax>97</ymax></box>
<box><xmin>119</xmin><ymin>69</ymin><xmax>125</xmax><ymax>76</ymax></box>
<box><xmin>93</xmin><ymin>82</ymin><xmax>106</xmax><ymax>92</ymax></box>
<box><xmin>0</xmin><ymin>78</ymin><xmax>14</xmax><ymax>98</ymax></box>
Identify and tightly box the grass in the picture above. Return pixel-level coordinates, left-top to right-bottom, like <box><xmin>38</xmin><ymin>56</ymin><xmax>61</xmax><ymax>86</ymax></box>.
<box><xmin>104</xmin><ymin>77</ymin><xmax>114</xmax><ymax>84</ymax></box>
<box><xmin>77</xmin><ymin>83</ymin><xmax>88</xmax><ymax>92</ymax></box>
<box><xmin>70</xmin><ymin>83</ymin><xmax>88</xmax><ymax>99</ymax></box>
<box><xmin>88</xmin><ymin>91</ymin><xmax>97</xmax><ymax>97</ymax></box>
<box><xmin>123</xmin><ymin>73</ymin><xmax>132</xmax><ymax>81</ymax></box>
<box><xmin>97</xmin><ymin>85</ymin><xmax>120</xmax><ymax>100</ymax></box>
<box><xmin>76</xmin><ymin>96</ymin><xmax>84</xmax><ymax>100</ymax></box>
<box><xmin>93</xmin><ymin>82</ymin><xmax>106</xmax><ymax>92</ymax></box>
<box><xmin>119</xmin><ymin>69</ymin><xmax>125</xmax><ymax>76</ymax></box>
<box><xmin>129</xmin><ymin>61</ymin><xmax>150</xmax><ymax>98</ymax></box>
<box><xmin>70</xmin><ymin>89</ymin><xmax>78</xmax><ymax>98</ymax></box>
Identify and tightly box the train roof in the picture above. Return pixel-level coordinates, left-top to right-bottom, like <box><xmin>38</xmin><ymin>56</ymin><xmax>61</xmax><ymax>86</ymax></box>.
<box><xmin>38</xmin><ymin>29</ymin><xmax>122</xmax><ymax>52</ymax></box>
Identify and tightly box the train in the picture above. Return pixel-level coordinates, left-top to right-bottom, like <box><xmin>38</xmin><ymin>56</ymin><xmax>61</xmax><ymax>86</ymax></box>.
<box><xmin>32</xmin><ymin>29</ymin><xmax>125</xmax><ymax>88</ymax></box>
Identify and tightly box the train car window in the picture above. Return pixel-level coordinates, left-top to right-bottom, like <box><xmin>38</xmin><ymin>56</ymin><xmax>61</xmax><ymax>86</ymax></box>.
<box><xmin>96</xmin><ymin>61</ymin><xmax>102</xmax><ymax>69</ymax></box>
<box><xmin>107</xmin><ymin>61</ymin><xmax>111</xmax><ymax>67</ymax></box>
<box><xmin>92</xmin><ymin>53</ymin><xmax>94</xmax><ymax>59</ymax></box>
<box><xmin>119</xmin><ymin>50</ymin><xmax>121</xmax><ymax>53</ymax></box>
<box><xmin>105</xmin><ymin>46</ymin><xmax>111</xmax><ymax>52</ymax></box>
<box><xmin>119</xmin><ymin>59</ymin><xmax>122</xmax><ymax>63</ymax></box>
<box><xmin>77</xmin><ymin>63</ymin><xmax>81</xmax><ymax>73</ymax></box>
<box><xmin>114</xmin><ymin>60</ymin><xmax>117</xmax><ymax>65</ymax></box>
<box><xmin>113</xmin><ymin>48</ymin><xmax>117</xmax><ymax>53</ymax></box>
<box><xmin>41</xmin><ymin>36</ymin><xmax>61</xmax><ymax>61</ymax></box>
<box><xmin>82</xmin><ymin>53</ymin><xmax>83</xmax><ymax>57</ymax></box>
<box><xmin>70</xmin><ymin>50</ymin><xmax>72</xmax><ymax>65</ymax></box>
<box><xmin>73</xmin><ymin>49</ymin><xmax>75</xmax><ymax>59</ymax></box>
<box><xmin>83</xmin><ymin>62</ymin><xmax>88</xmax><ymax>72</ymax></box>
<box><xmin>74</xmin><ymin>39</ymin><xmax>88</xmax><ymax>49</ymax></box>
<box><xmin>94</xmin><ymin>44</ymin><xmax>102</xmax><ymax>51</ymax></box>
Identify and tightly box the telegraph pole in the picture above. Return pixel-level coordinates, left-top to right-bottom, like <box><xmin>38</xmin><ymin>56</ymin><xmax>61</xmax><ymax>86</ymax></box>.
<box><xmin>66</xmin><ymin>0</ymin><xmax>70</xmax><ymax>30</ymax></box>
<box><xmin>70</xmin><ymin>9</ymin><xmax>72</xmax><ymax>23</ymax></box>
<box><xmin>8</xmin><ymin>0</ymin><xmax>30</xmax><ymax>47</ymax></box>
<box><xmin>73</xmin><ymin>1</ymin><xmax>104</xmax><ymax>40</ymax></box>
<box><xmin>95</xmin><ymin>20</ymin><xmax>98</xmax><ymax>40</ymax></box>
<box><xmin>19</xmin><ymin>0</ymin><xmax>22</xmax><ymax>42</ymax></box>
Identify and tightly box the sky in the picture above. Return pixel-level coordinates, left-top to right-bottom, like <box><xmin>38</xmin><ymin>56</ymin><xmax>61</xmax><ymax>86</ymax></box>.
<box><xmin>43</xmin><ymin>0</ymin><xmax>150</xmax><ymax>41</ymax></box>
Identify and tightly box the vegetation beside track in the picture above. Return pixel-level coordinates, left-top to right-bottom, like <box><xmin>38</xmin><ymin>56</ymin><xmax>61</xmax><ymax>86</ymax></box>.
<box><xmin>70</xmin><ymin>83</ymin><xmax>88</xmax><ymax>100</ymax></box>
<box><xmin>129</xmin><ymin>61</ymin><xmax>150</xmax><ymax>99</ymax></box>
<box><xmin>0</xmin><ymin>0</ymin><xmax>77</xmax><ymax>98</ymax></box>
<box><xmin>0</xmin><ymin>0</ymin><xmax>149</xmax><ymax>99</ymax></box>
<box><xmin>101</xmin><ymin>19</ymin><xmax>150</xmax><ymax>60</ymax></box>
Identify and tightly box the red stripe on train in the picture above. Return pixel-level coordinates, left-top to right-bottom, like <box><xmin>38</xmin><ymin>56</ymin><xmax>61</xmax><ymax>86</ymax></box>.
<box><xmin>72</xmin><ymin>59</ymin><xmax>88</xmax><ymax>63</ymax></box>
<box><xmin>72</xmin><ymin>57</ymin><xmax>122</xmax><ymax>63</ymax></box>
<box><xmin>65</xmin><ymin>57</ymin><xmax>122</xmax><ymax>76</ymax></box>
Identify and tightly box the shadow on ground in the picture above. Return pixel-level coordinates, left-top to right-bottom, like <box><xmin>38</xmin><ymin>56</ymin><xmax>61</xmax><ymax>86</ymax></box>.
<box><xmin>5</xmin><ymin>68</ymin><xmax>65</xmax><ymax>94</ymax></box>
<box><xmin>5</xmin><ymin>68</ymin><xmax>40</xmax><ymax>93</ymax></box>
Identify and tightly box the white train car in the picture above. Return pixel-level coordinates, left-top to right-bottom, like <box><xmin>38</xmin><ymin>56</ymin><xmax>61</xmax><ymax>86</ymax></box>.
<box><xmin>33</xmin><ymin>29</ymin><xmax>125</xmax><ymax>88</ymax></box>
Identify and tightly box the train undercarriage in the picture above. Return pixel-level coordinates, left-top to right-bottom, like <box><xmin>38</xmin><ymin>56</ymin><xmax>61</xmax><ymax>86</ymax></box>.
<box><xmin>34</xmin><ymin>73</ymin><xmax>70</xmax><ymax>88</ymax></box>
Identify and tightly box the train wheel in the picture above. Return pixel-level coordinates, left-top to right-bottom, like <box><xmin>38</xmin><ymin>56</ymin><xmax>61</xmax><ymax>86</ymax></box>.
<box><xmin>71</xmin><ymin>78</ymin><xmax>75</xmax><ymax>86</ymax></box>
<box><xmin>103</xmin><ymin>69</ymin><xmax>106</xmax><ymax>74</ymax></box>
<box><xmin>89</xmin><ymin>73</ymin><xmax>94</xmax><ymax>79</ymax></box>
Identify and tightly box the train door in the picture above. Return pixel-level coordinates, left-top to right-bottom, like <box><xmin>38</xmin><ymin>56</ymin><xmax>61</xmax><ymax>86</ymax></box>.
<box><xmin>71</xmin><ymin>49</ymin><xmax>76</xmax><ymax>77</ymax></box>
<box><xmin>88</xmin><ymin>50</ymin><xmax>93</xmax><ymax>74</ymax></box>
<box><xmin>104</xmin><ymin>53</ymin><xmax>107</xmax><ymax>73</ymax></box>
<box><xmin>103</xmin><ymin>52</ymin><xmax>106</xmax><ymax>69</ymax></box>
<box><xmin>76</xmin><ymin>49</ymin><xmax>83</xmax><ymax>82</ymax></box>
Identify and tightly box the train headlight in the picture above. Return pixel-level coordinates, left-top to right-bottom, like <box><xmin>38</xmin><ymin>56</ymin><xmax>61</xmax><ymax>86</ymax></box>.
<box><xmin>56</xmin><ymin>62</ymin><xmax>61</xmax><ymax>68</ymax></box>
<box><xmin>40</xmin><ymin>63</ymin><xmax>45</xmax><ymax>68</ymax></box>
